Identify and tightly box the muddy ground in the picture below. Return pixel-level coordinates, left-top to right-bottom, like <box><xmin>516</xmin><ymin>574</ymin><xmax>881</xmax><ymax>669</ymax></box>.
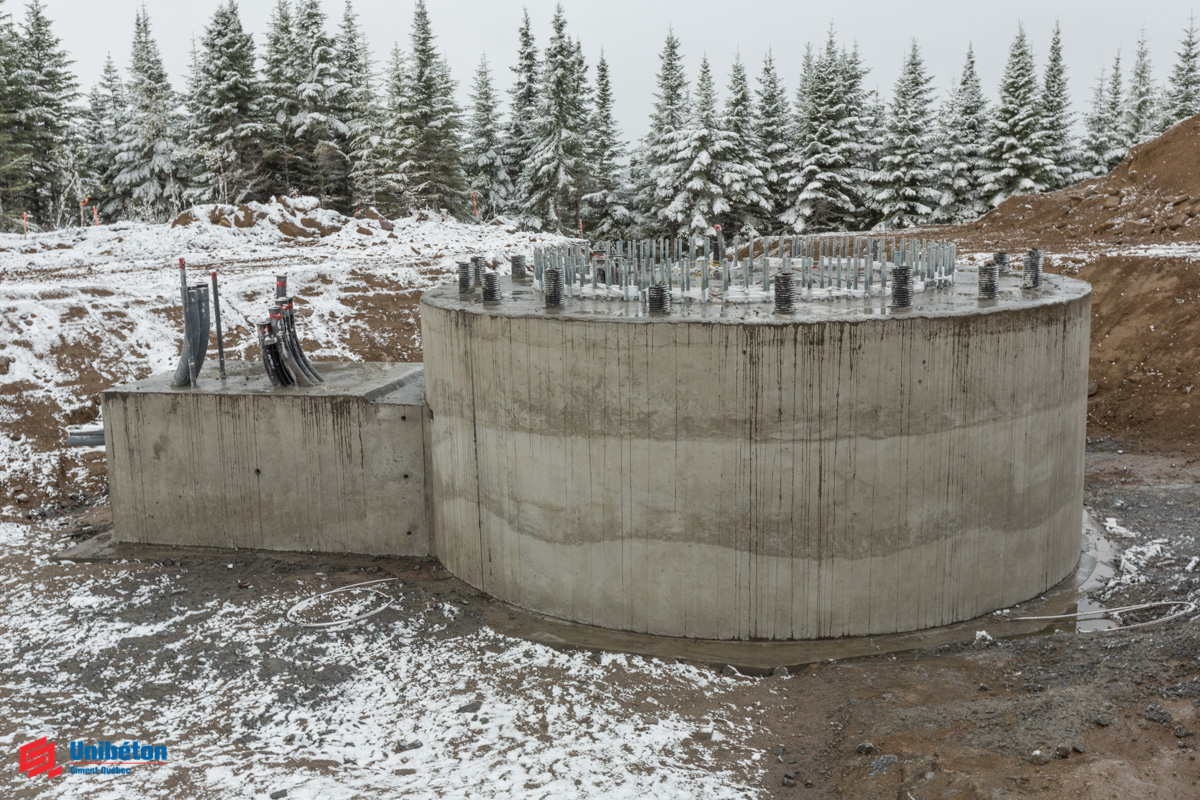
<box><xmin>5</xmin><ymin>442</ymin><xmax>1197</xmax><ymax>799</ymax></box>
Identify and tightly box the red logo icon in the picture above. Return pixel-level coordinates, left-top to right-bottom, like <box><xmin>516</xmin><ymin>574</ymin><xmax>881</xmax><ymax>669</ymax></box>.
<box><xmin>19</xmin><ymin>737</ymin><xmax>62</xmax><ymax>779</ymax></box>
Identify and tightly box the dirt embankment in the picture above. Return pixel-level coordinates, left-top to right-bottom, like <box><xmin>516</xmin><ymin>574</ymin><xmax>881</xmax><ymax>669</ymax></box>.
<box><xmin>923</xmin><ymin>114</ymin><xmax>1200</xmax><ymax>454</ymax></box>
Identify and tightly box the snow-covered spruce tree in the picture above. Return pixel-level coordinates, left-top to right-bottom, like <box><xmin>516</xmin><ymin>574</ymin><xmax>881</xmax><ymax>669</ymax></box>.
<box><xmin>10</xmin><ymin>0</ymin><xmax>78</xmax><ymax>226</ymax></box>
<box><xmin>871</xmin><ymin>39</ymin><xmax>937</xmax><ymax>229</ymax></box>
<box><xmin>113</xmin><ymin>7</ymin><xmax>187</xmax><ymax>223</ymax></box>
<box><xmin>333</xmin><ymin>0</ymin><xmax>382</xmax><ymax>212</ymax></box>
<box><xmin>0</xmin><ymin>0</ymin><xmax>30</xmax><ymax>232</ymax></box>
<box><xmin>88</xmin><ymin>55</ymin><xmax>128</xmax><ymax>221</ymax></box>
<box><xmin>781</xmin><ymin>31</ymin><xmax>857</xmax><ymax>233</ymax></box>
<box><xmin>854</xmin><ymin>88</ymin><xmax>888</xmax><ymax>228</ymax></box>
<box><xmin>580</xmin><ymin>52</ymin><xmax>631</xmax><ymax>238</ymax></box>
<box><xmin>520</xmin><ymin>4</ymin><xmax>588</xmax><ymax>231</ymax></box>
<box><xmin>262</xmin><ymin>0</ymin><xmax>300</xmax><ymax>196</ymax></box>
<box><xmin>932</xmin><ymin>45</ymin><xmax>990</xmax><ymax>223</ymax></box>
<box><xmin>502</xmin><ymin>9</ymin><xmax>538</xmax><ymax>215</ymax></box>
<box><xmin>839</xmin><ymin>43</ymin><xmax>878</xmax><ymax>231</ymax></box>
<box><xmin>659</xmin><ymin>55</ymin><xmax>737</xmax><ymax>236</ymax></box>
<box><xmin>755</xmin><ymin>50</ymin><xmax>791</xmax><ymax>226</ymax></box>
<box><xmin>1040</xmin><ymin>21</ymin><xmax>1078</xmax><ymax>190</ymax></box>
<box><xmin>185</xmin><ymin>0</ymin><xmax>267</xmax><ymax>206</ymax></box>
<box><xmin>1102</xmin><ymin>51</ymin><xmax>1129</xmax><ymax>167</ymax></box>
<box><xmin>291</xmin><ymin>0</ymin><xmax>349</xmax><ymax>208</ymax></box>
<box><xmin>633</xmin><ymin>29</ymin><xmax>688</xmax><ymax>237</ymax></box>
<box><xmin>464</xmin><ymin>55</ymin><xmax>512</xmax><ymax>221</ymax></box>
<box><xmin>1123</xmin><ymin>29</ymin><xmax>1162</xmax><ymax>146</ymax></box>
<box><xmin>1080</xmin><ymin>65</ymin><xmax>1113</xmax><ymax>178</ymax></box>
<box><xmin>980</xmin><ymin>25</ymin><xmax>1051</xmax><ymax>208</ymax></box>
<box><xmin>375</xmin><ymin>45</ymin><xmax>413</xmax><ymax>215</ymax></box>
<box><xmin>722</xmin><ymin>55</ymin><xmax>771</xmax><ymax>235</ymax></box>
<box><xmin>399</xmin><ymin>0</ymin><xmax>465</xmax><ymax>215</ymax></box>
<box><xmin>1166</xmin><ymin>13</ymin><xmax>1200</xmax><ymax>127</ymax></box>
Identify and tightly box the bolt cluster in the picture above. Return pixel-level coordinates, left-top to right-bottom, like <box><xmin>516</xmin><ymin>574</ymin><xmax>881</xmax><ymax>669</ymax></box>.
<box><xmin>482</xmin><ymin>269</ymin><xmax>500</xmax><ymax>302</ymax></box>
<box><xmin>773</xmin><ymin>271</ymin><xmax>795</xmax><ymax>313</ymax></box>
<box><xmin>543</xmin><ymin>267</ymin><xmax>564</xmax><ymax>307</ymax></box>
<box><xmin>647</xmin><ymin>283</ymin><xmax>671</xmax><ymax>314</ymax></box>
<box><xmin>978</xmin><ymin>262</ymin><xmax>999</xmax><ymax>299</ymax></box>
<box><xmin>457</xmin><ymin>260</ymin><xmax>472</xmax><ymax>294</ymax></box>
<box><xmin>1022</xmin><ymin>248</ymin><xmax>1043</xmax><ymax>289</ymax></box>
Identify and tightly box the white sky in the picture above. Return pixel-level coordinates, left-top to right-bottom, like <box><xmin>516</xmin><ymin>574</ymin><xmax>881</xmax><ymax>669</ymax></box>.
<box><xmin>28</xmin><ymin>0</ymin><xmax>1200</xmax><ymax>140</ymax></box>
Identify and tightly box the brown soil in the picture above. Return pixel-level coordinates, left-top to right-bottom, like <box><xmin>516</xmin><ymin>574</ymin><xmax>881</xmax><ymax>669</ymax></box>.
<box><xmin>917</xmin><ymin>114</ymin><xmax>1200</xmax><ymax>453</ymax></box>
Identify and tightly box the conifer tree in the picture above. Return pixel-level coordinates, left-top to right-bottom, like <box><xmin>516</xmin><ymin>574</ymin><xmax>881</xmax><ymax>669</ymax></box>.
<box><xmin>1123</xmin><ymin>29</ymin><xmax>1162</xmax><ymax>145</ymax></box>
<box><xmin>334</xmin><ymin>0</ymin><xmax>381</xmax><ymax>211</ymax></box>
<box><xmin>113</xmin><ymin>7</ymin><xmax>186</xmax><ymax>222</ymax></box>
<box><xmin>871</xmin><ymin>40</ymin><xmax>937</xmax><ymax>229</ymax></box>
<box><xmin>580</xmin><ymin>52</ymin><xmax>631</xmax><ymax>237</ymax></box>
<box><xmin>981</xmin><ymin>25</ymin><xmax>1051</xmax><ymax>206</ymax></box>
<box><xmin>839</xmin><ymin>43</ymin><xmax>875</xmax><ymax>229</ymax></box>
<box><xmin>781</xmin><ymin>30</ymin><xmax>856</xmax><ymax>232</ymax></box>
<box><xmin>520</xmin><ymin>4</ymin><xmax>588</xmax><ymax>230</ymax></box>
<box><xmin>755</xmin><ymin>51</ymin><xmax>791</xmax><ymax>224</ymax></box>
<box><xmin>1166</xmin><ymin>14</ymin><xmax>1200</xmax><ymax>126</ymax></box>
<box><xmin>399</xmin><ymin>0</ymin><xmax>465</xmax><ymax>215</ymax></box>
<box><xmin>11</xmin><ymin>0</ymin><xmax>78</xmax><ymax>226</ymax></box>
<box><xmin>0</xmin><ymin>0</ymin><xmax>31</xmax><ymax>231</ymax></box>
<box><xmin>660</xmin><ymin>55</ymin><xmax>738</xmax><ymax>235</ymax></box>
<box><xmin>375</xmin><ymin>45</ymin><xmax>413</xmax><ymax>215</ymax></box>
<box><xmin>1080</xmin><ymin>65</ymin><xmax>1113</xmax><ymax>178</ymax></box>
<box><xmin>635</xmin><ymin>30</ymin><xmax>689</xmax><ymax>236</ymax></box>
<box><xmin>262</xmin><ymin>0</ymin><xmax>300</xmax><ymax>195</ymax></box>
<box><xmin>87</xmin><ymin>55</ymin><xmax>127</xmax><ymax>220</ymax></box>
<box><xmin>291</xmin><ymin>0</ymin><xmax>349</xmax><ymax>207</ymax></box>
<box><xmin>464</xmin><ymin>55</ymin><xmax>511</xmax><ymax>220</ymax></box>
<box><xmin>1040</xmin><ymin>22</ymin><xmax>1078</xmax><ymax>190</ymax></box>
<box><xmin>932</xmin><ymin>45</ymin><xmax>990</xmax><ymax>222</ymax></box>
<box><xmin>1103</xmin><ymin>51</ymin><xmax>1128</xmax><ymax>165</ymax></box>
<box><xmin>503</xmin><ymin>10</ymin><xmax>539</xmax><ymax>206</ymax></box>
<box><xmin>186</xmin><ymin>0</ymin><xmax>266</xmax><ymax>206</ymax></box>
<box><xmin>722</xmin><ymin>55</ymin><xmax>771</xmax><ymax>235</ymax></box>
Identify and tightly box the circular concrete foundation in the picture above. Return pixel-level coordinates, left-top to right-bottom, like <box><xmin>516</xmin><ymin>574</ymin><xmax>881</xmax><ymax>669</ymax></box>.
<box><xmin>420</xmin><ymin>270</ymin><xmax>1091</xmax><ymax>641</ymax></box>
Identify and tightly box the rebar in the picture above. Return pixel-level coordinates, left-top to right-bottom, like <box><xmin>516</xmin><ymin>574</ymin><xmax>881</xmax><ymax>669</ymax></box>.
<box><xmin>472</xmin><ymin>255</ymin><xmax>486</xmax><ymax>290</ymax></box>
<box><xmin>994</xmin><ymin>252</ymin><xmax>1010</xmax><ymax>274</ymax></box>
<box><xmin>511</xmin><ymin>254</ymin><xmax>527</xmax><ymax>281</ymax></box>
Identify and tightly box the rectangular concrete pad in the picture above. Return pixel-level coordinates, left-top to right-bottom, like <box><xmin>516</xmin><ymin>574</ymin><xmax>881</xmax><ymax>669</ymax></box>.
<box><xmin>102</xmin><ymin>361</ymin><xmax>428</xmax><ymax>556</ymax></box>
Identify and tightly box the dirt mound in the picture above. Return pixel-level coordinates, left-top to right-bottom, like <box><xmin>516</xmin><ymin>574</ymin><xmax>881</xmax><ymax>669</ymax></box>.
<box><xmin>170</xmin><ymin>196</ymin><xmax>398</xmax><ymax>241</ymax></box>
<box><xmin>968</xmin><ymin>114</ymin><xmax>1200</xmax><ymax>249</ymax></box>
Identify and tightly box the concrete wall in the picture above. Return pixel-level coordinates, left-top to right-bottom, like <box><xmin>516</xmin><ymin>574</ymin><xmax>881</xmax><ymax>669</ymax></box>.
<box><xmin>103</xmin><ymin>362</ymin><xmax>428</xmax><ymax>557</ymax></box>
<box><xmin>421</xmin><ymin>278</ymin><xmax>1091</xmax><ymax>640</ymax></box>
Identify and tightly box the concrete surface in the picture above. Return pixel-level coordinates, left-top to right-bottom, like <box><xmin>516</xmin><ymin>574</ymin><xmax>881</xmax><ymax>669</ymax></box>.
<box><xmin>102</xmin><ymin>361</ymin><xmax>428</xmax><ymax>556</ymax></box>
<box><xmin>421</xmin><ymin>271</ymin><xmax>1092</xmax><ymax>641</ymax></box>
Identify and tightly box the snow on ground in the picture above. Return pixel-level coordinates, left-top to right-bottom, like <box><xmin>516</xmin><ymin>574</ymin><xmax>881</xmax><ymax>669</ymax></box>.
<box><xmin>0</xmin><ymin>202</ymin><xmax>572</xmax><ymax>510</ymax></box>
<box><xmin>0</xmin><ymin>521</ymin><xmax>764</xmax><ymax>799</ymax></box>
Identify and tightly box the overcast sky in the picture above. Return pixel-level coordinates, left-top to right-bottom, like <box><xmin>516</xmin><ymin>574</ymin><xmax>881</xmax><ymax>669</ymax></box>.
<box><xmin>28</xmin><ymin>0</ymin><xmax>1200</xmax><ymax>139</ymax></box>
